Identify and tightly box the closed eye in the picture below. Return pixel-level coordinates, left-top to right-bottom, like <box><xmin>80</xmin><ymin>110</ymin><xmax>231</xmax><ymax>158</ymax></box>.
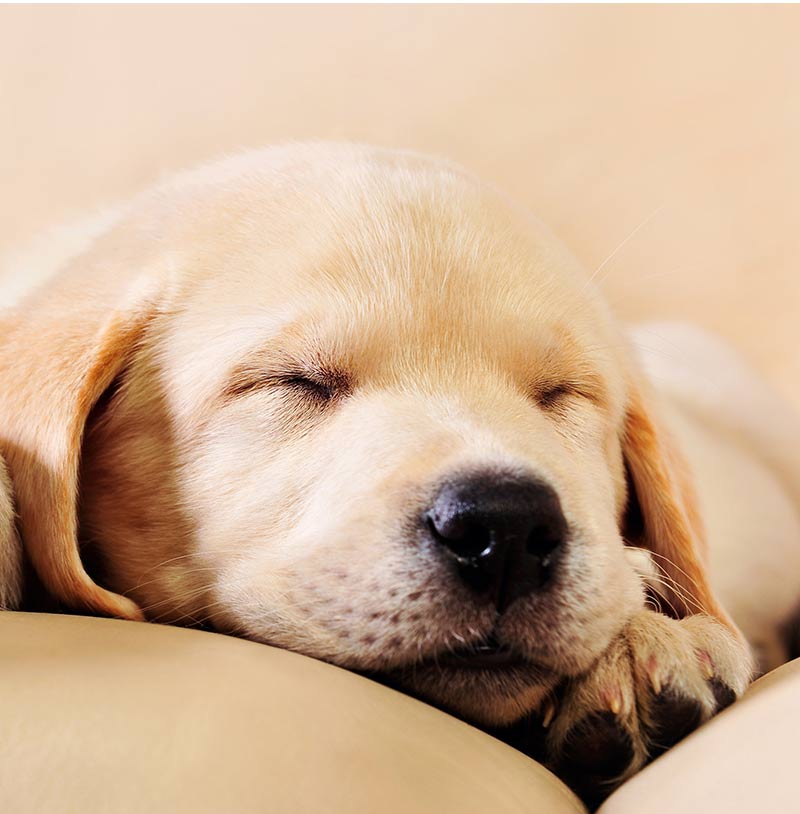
<box><xmin>278</xmin><ymin>373</ymin><xmax>338</xmax><ymax>402</ymax></box>
<box><xmin>534</xmin><ymin>380</ymin><xmax>602</xmax><ymax>411</ymax></box>
<box><xmin>222</xmin><ymin>363</ymin><xmax>352</xmax><ymax>404</ymax></box>
<box><xmin>536</xmin><ymin>383</ymin><xmax>575</xmax><ymax>410</ymax></box>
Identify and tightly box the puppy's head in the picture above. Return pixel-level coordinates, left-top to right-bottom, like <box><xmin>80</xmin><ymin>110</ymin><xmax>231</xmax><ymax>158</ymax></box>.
<box><xmin>0</xmin><ymin>144</ymin><xmax>724</xmax><ymax>725</ymax></box>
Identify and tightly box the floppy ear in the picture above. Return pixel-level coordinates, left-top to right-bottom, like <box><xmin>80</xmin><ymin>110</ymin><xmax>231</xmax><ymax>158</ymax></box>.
<box><xmin>623</xmin><ymin>381</ymin><xmax>736</xmax><ymax>630</ymax></box>
<box><xmin>0</xmin><ymin>251</ymin><xmax>167</xmax><ymax>620</ymax></box>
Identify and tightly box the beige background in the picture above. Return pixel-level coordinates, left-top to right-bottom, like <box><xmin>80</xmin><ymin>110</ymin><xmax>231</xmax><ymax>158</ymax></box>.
<box><xmin>1</xmin><ymin>5</ymin><xmax>799</xmax><ymax>404</ymax></box>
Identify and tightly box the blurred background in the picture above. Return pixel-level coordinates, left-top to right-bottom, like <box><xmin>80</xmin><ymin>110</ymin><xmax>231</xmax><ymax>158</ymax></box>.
<box><xmin>1</xmin><ymin>5</ymin><xmax>798</xmax><ymax>404</ymax></box>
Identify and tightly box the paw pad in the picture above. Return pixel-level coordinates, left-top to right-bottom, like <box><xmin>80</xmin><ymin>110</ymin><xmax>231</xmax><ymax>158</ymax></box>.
<box><xmin>554</xmin><ymin>712</ymin><xmax>635</xmax><ymax>809</ymax></box>
<box><xmin>708</xmin><ymin>677</ymin><xmax>736</xmax><ymax>711</ymax></box>
<box><xmin>645</xmin><ymin>687</ymin><xmax>704</xmax><ymax>757</ymax></box>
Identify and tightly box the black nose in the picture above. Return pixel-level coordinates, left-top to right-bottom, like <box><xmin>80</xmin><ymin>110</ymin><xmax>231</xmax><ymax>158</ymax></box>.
<box><xmin>425</xmin><ymin>473</ymin><xmax>567</xmax><ymax>611</ymax></box>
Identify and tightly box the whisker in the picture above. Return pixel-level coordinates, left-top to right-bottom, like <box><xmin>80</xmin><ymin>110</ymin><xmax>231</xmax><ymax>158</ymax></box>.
<box><xmin>627</xmin><ymin>545</ymin><xmax>706</xmax><ymax>614</ymax></box>
<box><xmin>581</xmin><ymin>205</ymin><xmax>666</xmax><ymax>293</ymax></box>
<box><xmin>637</xmin><ymin>567</ymin><xmax>705</xmax><ymax>615</ymax></box>
<box><xmin>126</xmin><ymin>565</ymin><xmax>229</xmax><ymax>595</ymax></box>
<box><xmin>138</xmin><ymin>584</ymin><xmax>216</xmax><ymax>616</ymax></box>
<box><xmin>642</xmin><ymin>575</ymin><xmax>696</xmax><ymax>617</ymax></box>
<box><xmin>631</xmin><ymin>546</ymin><xmax>707</xmax><ymax>597</ymax></box>
<box><xmin>641</xmin><ymin>564</ymin><xmax>704</xmax><ymax>609</ymax></box>
<box><xmin>124</xmin><ymin>547</ymin><xmax>248</xmax><ymax>595</ymax></box>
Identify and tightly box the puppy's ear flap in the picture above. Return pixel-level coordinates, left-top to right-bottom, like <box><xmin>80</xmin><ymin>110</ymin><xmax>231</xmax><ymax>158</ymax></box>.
<box><xmin>623</xmin><ymin>381</ymin><xmax>734</xmax><ymax>627</ymax></box>
<box><xmin>0</xmin><ymin>265</ymin><xmax>165</xmax><ymax>620</ymax></box>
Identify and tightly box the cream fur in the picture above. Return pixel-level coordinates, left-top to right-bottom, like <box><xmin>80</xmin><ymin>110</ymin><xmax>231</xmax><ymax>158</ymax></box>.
<box><xmin>2</xmin><ymin>143</ymin><xmax>797</xmax><ymax>789</ymax></box>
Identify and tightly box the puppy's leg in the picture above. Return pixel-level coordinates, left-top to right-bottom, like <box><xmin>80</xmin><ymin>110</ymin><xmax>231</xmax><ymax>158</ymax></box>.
<box><xmin>544</xmin><ymin>610</ymin><xmax>751</xmax><ymax>808</ymax></box>
<box><xmin>0</xmin><ymin>455</ymin><xmax>22</xmax><ymax>609</ymax></box>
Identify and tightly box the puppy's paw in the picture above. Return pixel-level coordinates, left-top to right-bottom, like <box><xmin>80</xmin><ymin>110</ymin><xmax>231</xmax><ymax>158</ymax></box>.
<box><xmin>545</xmin><ymin>610</ymin><xmax>752</xmax><ymax>808</ymax></box>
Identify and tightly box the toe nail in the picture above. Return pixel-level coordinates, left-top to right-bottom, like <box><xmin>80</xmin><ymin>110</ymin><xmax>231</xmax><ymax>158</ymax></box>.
<box><xmin>650</xmin><ymin>671</ymin><xmax>662</xmax><ymax>695</ymax></box>
<box><xmin>645</xmin><ymin>655</ymin><xmax>662</xmax><ymax>694</ymax></box>
<box><xmin>698</xmin><ymin>650</ymin><xmax>715</xmax><ymax>680</ymax></box>
<box><xmin>603</xmin><ymin>689</ymin><xmax>623</xmax><ymax>715</ymax></box>
<box><xmin>541</xmin><ymin>700</ymin><xmax>556</xmax><ymax>729</ymax></box>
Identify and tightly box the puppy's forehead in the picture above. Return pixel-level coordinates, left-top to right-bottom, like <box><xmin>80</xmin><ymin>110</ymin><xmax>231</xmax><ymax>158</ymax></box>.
<box><xmin>160</xmin><ymin>146</ymin><xmax>622</xmax><ymax>397</ymax></box>
<box><xmin>184</xmin><ymin>152</ymin><xmax>609</xmax><ymax>327</ymax></box>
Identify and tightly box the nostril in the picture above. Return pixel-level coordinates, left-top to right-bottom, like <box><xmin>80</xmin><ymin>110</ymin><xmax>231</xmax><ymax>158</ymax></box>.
<box><xmin>426</xmin><ymin>514</ymin><xmax>493</xmax><ymax>560</ymax></box>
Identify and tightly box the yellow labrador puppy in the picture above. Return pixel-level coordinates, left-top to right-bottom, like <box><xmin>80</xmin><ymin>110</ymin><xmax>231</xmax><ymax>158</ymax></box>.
<box><xmin>1</xmin><ymin>144</ymin><xmax>799</xmax><ymax>804</ymax></box>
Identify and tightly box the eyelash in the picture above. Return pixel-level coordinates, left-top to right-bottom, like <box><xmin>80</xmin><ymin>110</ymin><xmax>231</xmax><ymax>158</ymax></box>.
<box><xmin>537</xmin><ymin>384</ymin><xmax>572</xmax><ymax>408</ymax></box>
<box><xmin>535</xmin><ymin>383</ymin><xmax>591</xmax><ymax>411</ymax></box>
<box><xmin>279</xmin><ymin>373</ymin><xmax>338</xmax><ymax>403</ymax></box>
<box><xmin>222</xmin><ymin>364</ymin><xmax>351</xmax><ymax>405</ymax></box>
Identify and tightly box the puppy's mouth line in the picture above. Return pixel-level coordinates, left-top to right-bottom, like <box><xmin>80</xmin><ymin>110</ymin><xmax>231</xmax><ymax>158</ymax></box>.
<box><xmin>384</xmin><ymin>632</ymin><xmax>547</xmax><ymax>674</ymax></box>
<box><xmin>430</xmin><ymin>634</ymin><xmax>528</xmax><ymax>669</ymax></box>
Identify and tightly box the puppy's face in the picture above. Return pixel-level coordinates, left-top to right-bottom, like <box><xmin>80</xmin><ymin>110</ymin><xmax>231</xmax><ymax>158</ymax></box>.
<box><xmin>79</xmin><ymin>147</ymin><xmax>644</xmax><ymax>725</ymax></box>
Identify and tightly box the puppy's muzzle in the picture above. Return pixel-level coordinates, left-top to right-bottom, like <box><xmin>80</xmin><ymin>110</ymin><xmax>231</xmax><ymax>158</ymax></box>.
<box><xmin>425</xmin><ymin>472</ymin><xmax>567</xmax><ymax>612</ymax></box>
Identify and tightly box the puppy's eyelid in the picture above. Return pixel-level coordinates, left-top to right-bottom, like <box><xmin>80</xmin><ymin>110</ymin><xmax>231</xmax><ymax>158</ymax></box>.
<box><xmin>536</xmin><ymin>383</ymin><xmax>577</xmax><ymax>409</ymax></box>
<box><xmin>534</xmin><ymin>381</ymin><xmax>602</xmax><ymax>410</ymax></box>
<box><xmin>221</xmin><ymin>364</ymin><xmax>352</xmax><ymax>404</ymax></box>
<box><xmin>279</xmin><ymin>372</ymin><xmax>338</xmax><ymax>401</ymax></box>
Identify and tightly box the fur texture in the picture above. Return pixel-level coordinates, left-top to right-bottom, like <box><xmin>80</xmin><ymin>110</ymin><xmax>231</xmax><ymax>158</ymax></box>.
<box><xmin>5</xmin><ymin>143</ymin><xmax>794</xmax><ymax>800</ymax></box>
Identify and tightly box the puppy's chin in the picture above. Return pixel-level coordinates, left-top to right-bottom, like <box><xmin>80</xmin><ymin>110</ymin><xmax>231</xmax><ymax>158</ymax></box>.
<box><xmin>377</xmin><ymin>660</ymin><xmax>559</xmax><ymax>727</ymax></box>
<box><xmin>365</xmin><ymin>625</ymin><xmax>624</xmax><ymax>727</ymax></box>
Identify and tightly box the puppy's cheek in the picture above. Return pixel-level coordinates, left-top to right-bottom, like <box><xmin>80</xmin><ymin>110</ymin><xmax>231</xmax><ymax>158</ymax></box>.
<box><xmin>557</xmin><ymin>562</ymin><xmax>643</xmax><ymax>673</ymax></box>
<box><xmin>201</xmin><ymin>531</ymin><xmax>446</xmax><ymax>669</ymax></box>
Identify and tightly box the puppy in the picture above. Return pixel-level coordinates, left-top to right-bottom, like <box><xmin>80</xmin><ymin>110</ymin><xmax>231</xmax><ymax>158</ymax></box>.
<box><xmin>2</xmin><ymin>144</ymin><xmax>799</xmax><ymax>805</ymax></box>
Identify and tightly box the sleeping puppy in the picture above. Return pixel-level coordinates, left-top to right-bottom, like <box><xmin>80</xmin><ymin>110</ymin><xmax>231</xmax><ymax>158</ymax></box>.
<box><xmin>2</xmin><ymin>143</ymin><xmax>799</xmax><ymax>805</ymax></box>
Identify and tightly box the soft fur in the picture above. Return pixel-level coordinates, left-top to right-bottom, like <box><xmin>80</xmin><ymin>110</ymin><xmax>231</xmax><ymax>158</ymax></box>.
<box><xmin>2</xmin><ymin>144</ymin><xmax>799</xmax><ymax>802</ymax></box>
